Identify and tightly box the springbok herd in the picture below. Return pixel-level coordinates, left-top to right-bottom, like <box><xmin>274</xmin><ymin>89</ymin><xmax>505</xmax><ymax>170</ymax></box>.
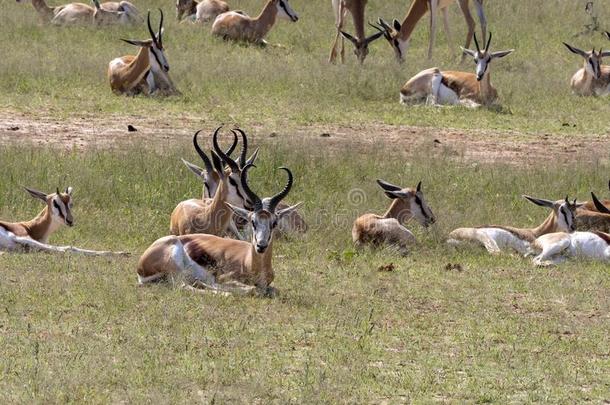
<box><xmin>5</xmin><ymin>1</ymin><xmax>610</xmax><ymax>295</ymax></box>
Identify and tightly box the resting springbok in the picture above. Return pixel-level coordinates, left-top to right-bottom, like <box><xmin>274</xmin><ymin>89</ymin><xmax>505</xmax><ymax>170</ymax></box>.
<box><xmin>352</xmin><ymin>180</ymin><xmax>435</xmax><ymax>254</ymax></box>
<box><xmin>108</xmin><ymin>10</ymin><xmax>180</xmax><ymax>96</ymax></box>
<box><xmin>447</xmin><ymin>195</ymin><xmax>580</xmax><ymax>255</ymax></box>
<box><xmin>176</xmin><ymin>0</ymin><xmax>229</xmax><ymax>22</ymax></box>
<box><xmin>328</xmin><ymin>0</ymin><xmax>383</xmax><ymax>64</ymax></box>
<box><xmin>400</xmin><ymin>32</ymin><xmax>513</xmax><ymax>107</ymax></box>
<box><xmin>575</xmin><ymin>192</ymin><xmax>610</xmax><ymax>233</ymax></box>
<box><xmin>0</xmin><ymin>187</ymin><xmax>127</xmax><ymax>256</ymax></box>
<box><xmin>370</xmin><ymin>0</ymin><xmax>486</xmax><ymax>62</ymax></box>
<box><xmin>211</xmin><ymin>0</ymin><xmax>298</xmax><ymax>45</ymax></box>
<box><xmin>137</xmin><ymin>164</ymin><xmax>301</xmax><ymax>296</ymax></box>
<box><xmin>529</xmin><ymin>229</ymin><xmax>610</xmax><ymax>266</ymax></box>
<box><xmin>16</xmin><ymin>0</ymin><xmax>136</xmax><ymax>25</ymax></box>
<box><xmin>563</xmin><ymin>42</ymin><xmax>610</xmax><ymax>96</ymax></box>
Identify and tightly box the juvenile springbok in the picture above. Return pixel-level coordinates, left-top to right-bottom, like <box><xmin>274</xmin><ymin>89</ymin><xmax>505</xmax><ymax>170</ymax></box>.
<box><xmin>328</xmin><ymin>0</ymin><xmax>384</xmax><ymax>64</ymax></box>
<box><xmin>352</xmin><ymin>180</ymin><xmax>435</xmax><ymax>254</ymax></box>
<box><xmin>0</xmin><ymin>187</ymin><xmax>127</xmax><ymax>256</ymax></box>
<box><xmin>108</xmin><ymin>10</ymin><xmax>180</xmax><ymax>96</ymax></box>
<box><xmin>447</xmin><ymin>196</ymin><xmax>580</xmax><ymax>255</ymax></box>
<box><xmin>575</xmin><ymin>192</ymin><xmax>610</xmax><ymax>233</ymax></box>
<box><xmin>563</xmin><ymin>42</ymin><xmax>610</xmax><ymax>96</ymax></box>
<box><xmin>176</xmin><ymin>0</ymin><xmax>229</xmax><ymax>22</ymax></box>
<box><xmin>371</xmin><ymin>0</ymin><xmax>486</xmax><ymax>62</ymax></box>
<box><xmin>137</xmin><ymin>164</ymin><xmax>301</xmax><ymax>296</ymax></box>
<box><xmin>399</xmin><ymin>33</ymin><xmax>513</xmax><ymax>107</ymax></box>
<box><xmin>211</xmin><ymin>0</ymin><xmax>298</xmax><ymax>45</ymax></box>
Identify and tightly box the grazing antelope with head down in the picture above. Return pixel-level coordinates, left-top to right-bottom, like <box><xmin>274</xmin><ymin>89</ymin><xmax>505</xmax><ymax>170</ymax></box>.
<box><xmin>108</xmin><ymin>10</ymin><xmax>179</xmax><ymax>96</ymax></box>
<box><xmin>137</xmin><ymin>164</ymin><xmax>302</xmax><ymax>296</ymax></box>
<box><xmin>0</xmin><ymin>186</ymin><xmax>127</xmax><ymax>256</ymax></box>
<box><xmin>176</xmin><ymin>0</ymin><xmax>229</xmax><ymax>23</ymax></box>
<box><xmin>400</xmin><ymin>33</ymin><xmax>513</xmax><ymax>107</ymax></box>
<box><xmin>448</xmin><ymin>195</ymin><xmax>580</xmax><ymax>255</ymax></box>
<box><xmin>211</xmin><ymin>0</ymin><xmax>298</xmax><ymax>45</ymax></box>
<box><xmin>563</xmin><ymin>42</ymin><xmax>610</xmax><ymax>96</ymax></box>
<box><xmin>328</xmin><ymin>0</ymin><xmax>384</xmax><ymax>64</ymax></box>
<box><xmin>352</xmin><ymin>179</ymin><xmax>435</xmax><ymax>254</ymax></box>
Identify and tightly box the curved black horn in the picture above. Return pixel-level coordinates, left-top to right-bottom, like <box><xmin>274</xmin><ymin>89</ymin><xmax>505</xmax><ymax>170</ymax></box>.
<box><xmin>193</xmin><ymin>130</ymin><xmax>213</xmax><ymax>174</ymax></box>
<box><xmin>146</xmin><ymin>11</ymin><xmax>156</xmax><ymax>43</ymax></box>
<box><xmin>212</xmin><ymin>126</ymin><xmax>240</xmax><ymax>172</ymax></box>
<box><xmin>473</xmin><ymin>32</ymin><xmax>481</xmax><ymax>52</ymax></box>
<box><xmin>485</xmin><ymin>31</ymin><xmax>492</xmax><ymax>51</ymax></box>
<box><xmin>416</xmin><ymin>181</ymin><xmax>422</xmax><ymax>192</ymax></box>
<box><xmin>267</xmin><ymin>167</ymin><xmax>293</xmax><ymax>213</ymax></box>
<box><xmin>56</xmin><ymin>187</ymin><xmax>60</xmax><ymax>195</ymax></box>
<box><xmin>157</xmin><ymin>8</ymin><xmax>163</xmax><ymax>46</ymax></box>
<box><xmin>225</xmin><ymin>130</ymin><xmax>238</xmax><ymax>157</ymax></box>
<box><xmin>231</xmin><ymin>128</ymin><xmax>249</xmax><ymax>168</ymax></box>
<box><xmin>240</xmin><ymin>164</ymin><xmax>262</xmax><ymax>211</ymax></box>
<box><xmin>592</xmin><ymin>192</ymin><xmax>610</xmax><ymax>214</ymax></box>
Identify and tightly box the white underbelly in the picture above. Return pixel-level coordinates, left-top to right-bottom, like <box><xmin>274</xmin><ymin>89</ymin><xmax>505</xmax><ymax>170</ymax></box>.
<box><xmin>479</xmin><ymin>228</ymin><xmax>530</xmax><ymax>252</ymax></box>
<box><xmin>568</xmin><ymin>232</ymin><xmax>610</xmax><ymax>260</ymax></box>
<box><xmin>109</xmin><ymin>58</ymin><xmax>127</xmax><ymax>72</ymax></box>
<box><xmin>0</xmin><ymin>228</ymin><xmax>19</xmax><ymax>251</ymax></box>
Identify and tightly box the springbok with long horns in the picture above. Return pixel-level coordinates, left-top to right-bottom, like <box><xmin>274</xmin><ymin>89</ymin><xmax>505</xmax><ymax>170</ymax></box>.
<box><xmin>137</xmin><ymin>164</ymin><xmax>302</xmax><ymax>296</ymax></box>
<box><xmin>0</xmin><ymin>187</ymin><xmax>127</xmax><ymax>256</ymax></box>
<box><xmin>563</xmin><ymin>42</ymin><xmax>610</xmax><ymax>96</ymax></box>
<box><xmin>107</xmin><ymin>10</ymin><xmax>179</xmax><ymax>96</ymax></box>
<box><xmin>448</xmin><ymin>195</ymin><xmax>581</xmax><ymax>255</ymax></box>
<box><xmin>211</xmin><ymin>0</ymin><xmax>298</xmax><ymax>45</ymax></box>
<box><xmin>353</xmin><ymin>179</ymin><xmax>435</xmax><ymax>254</ymax></box>
<box><xmin>399</xmin><ymin>32</ymin><xmax>513</xmax><ymax>107</ymax></box>
<box><xmin>176</xmin><ymin>0</ymin><xmax>229</xmax><ymax>23</ymax></box>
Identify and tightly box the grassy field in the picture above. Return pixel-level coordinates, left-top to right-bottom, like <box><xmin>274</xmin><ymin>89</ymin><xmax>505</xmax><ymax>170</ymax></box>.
<box><xmin>3</xmin><ymin>0</ymin><xmax>610</xmax><ymax>134</ymax></box>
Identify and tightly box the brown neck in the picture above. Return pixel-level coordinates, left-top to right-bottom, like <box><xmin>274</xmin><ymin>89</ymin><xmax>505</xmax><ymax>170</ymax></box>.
<box><xmin>31</xmin><ymin>0</ymin><xmax>55</xmax><ymax>21</ymax></box>
<box><xmin>249</xmin><ymin>239</ymin><xmax>274</xmax><ymax>288</ymax></box>
<box><xmin>124</xmin><ymin>46</ymin><xmax>151</xmax><ymax>90</ymax></box>
<box><xmin>348</xmin><ymin>0</ymin><xmax>366</xmax><ymax>41</ymax></box>
<box><xmin>383</xmin><ymin>199</ymin><xmax>412</xmax><ymax>224</ymax></box>
<box><xmin>478</xmin><ymin>71</ymin><xmax>494</xmax><ymax>103</ymax></box>
<box><xmin>582</xmin><ymin>61</ymin><xmax>594</xmax><ymax>89</ymax></box>
<box><xmin>530</xmin><ymin>212</ymin><xmax>560</xmax><ymax>238</ymax></box>
<box><xmin>398</xmin><ymin>0</ymin><xmax>428</xmax><ymax>41</ymax></box>
<box><xmin>21</xmin><ymin>206</ymin><xmax>57</xmax><ymax>243</ymax></box>
<box><xmin>253</xmin><ymin>0</ymin><xmax>278</xmax><ymax>37</ymax></box>
<box><xmin>208</xmin><ymin>178</ymin><xmax>232</xmax><ymax>231</ymax></box>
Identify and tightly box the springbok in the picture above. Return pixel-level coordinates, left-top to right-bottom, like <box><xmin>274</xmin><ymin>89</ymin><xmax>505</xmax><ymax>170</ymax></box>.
<box><xmin>176</xmin><ymin>0</ymin><xmax>229</xmax><ymax>23</ymax></box>
<box><xmin>16</xmin><ymin>0</ymin><xmax>96</xmax><ymax>25</ymax></box>
<box><xmin>575</xmin><ymin>192</ymin><xmax>610</xmax><ymax>233</ymax></box>
<box><xmin>447</xmin><ymin>195</ymin><xmax>580</xmax><ymax>255</ymax></box>
<box><xmin>352</xmin><ymin>180</ymin><xmax>435</xmax><ymax>254</ymax></box>
<box><xmin>211</xmin><ymin>0</ymin><xmax>298</xmax><ymax>45</ymax></box>
<box><xmin>563</xmin><ymin>42</ymin><xmax>610</xmax><ymax>96</ymax></box>
<box><xmin>92</xmin><ymin>0</ymin><xmax>130</xmax><ymax>25</ymax></box>
<box><xmin>529</xmin><ymin>230</ymin><xmax>610</xmax><ymax>266</ymax></box>
<box><xmin>399</xmin><ymin>33</ymin><xmax>513</xmax><ymax>107</ymax></box>
<box><xmin>137</xmin><ymin>164</ymin><xmax>301</xmax><ymax>296</ymax></box>
<box><xmin>107</xmin><ymin>10</ymin><xmax>180</xmax><ymax>96</ymax></box>
<box><xmin>328</xmin><ymin>0</ymin><xmax>384</xmax><ymax>64</ymax></box>
<box><xmin>371</xmin><ymin>0</ymin><xmax>486</xmax><ymax>62</ymax></box>
<box><xmin>0</xmin><ymin>187</ymin><xmax>127</xmax><ymax>256</ymax></box>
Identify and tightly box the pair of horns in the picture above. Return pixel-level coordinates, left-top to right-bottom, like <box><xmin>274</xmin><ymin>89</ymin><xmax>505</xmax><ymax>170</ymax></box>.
<box><xmin>147</xmin><ymin>9</ymin><xmax>163</xmax><ymax>47</ymax></box>
<box><xmin>473</xmin><ymin>32</ymin><xmax>492</xmax><ymax>53</ymax></box>
<box><xmin>240</xmin><ymin>164</ymin><xmax>293</xmax><ymax>213</ymax></box>
<box><xmin>192</xmin><ymin>128</ymin><xmax>236</xmax><ymax>175</ymax></box>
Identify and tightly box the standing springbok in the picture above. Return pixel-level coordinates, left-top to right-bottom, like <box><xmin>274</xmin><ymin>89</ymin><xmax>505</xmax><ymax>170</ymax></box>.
<box><xmin>371</xmin><ymin>0</ymin><xmax>486</xmax><ymax>62</ymax></box>
<box><xmin>447</xmin><ymin>196</ymin><xmax>580</xmax><ymax>255</ymax></box>
<box><xmin>211</xmin><ymin>0</ymin><xmax>298</xmax><ymax>45</ymax></box>
<box><xmin>176</xmin><ymin>0</ymin><xmax>229</xmax><ymax>23</ymax></box>
<box><xmin>137</xmin><ymin>164</ymin><xmax>301</xmax><ymax>296</ymax></box>
<box><xmin>563</xmin><ymin>42</ymin><xmax>610</xmax><ymax>96</ymax></box>
<box><xmin>0</xmin><ymin>187</ymin><xmax>127</xmax><ymax>256</ymax></box>
<box><xmin>352</xmin><ymin>180</ymin><xmax>435</xmax><ymax>254</ymax></box>
<box><xmin>328</xmin><ymin>0</ymin><xmax>384</xmax><ymax>64</ymax></box>
<box><xmin>107</xmin><ymin>10</ymin><xmax>180</xmax><ymax>96</ymax></box>
<box><xmin>399</xmin><ymin>33</ymin><xmax>513</xmax><ymax>107</ymax></box>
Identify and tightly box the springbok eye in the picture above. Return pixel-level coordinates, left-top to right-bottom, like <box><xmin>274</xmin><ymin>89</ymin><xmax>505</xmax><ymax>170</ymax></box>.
<box><xmin>272</xmin><ymin>220</ymin><xmax>278</xmax><ymax>228</ymax></box>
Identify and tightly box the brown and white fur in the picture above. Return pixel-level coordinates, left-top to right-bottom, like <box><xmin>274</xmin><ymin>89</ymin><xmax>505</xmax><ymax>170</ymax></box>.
<box><xmin>448</xmin><ymin>196</ymin><xmax>580</xmax><ymax>255</ymax></box>
<box><xmin>211</xmin><ymin>0</ymin><xmax>298</xmax><ymax>45</ymax></box>
<box><xmin>563</xmin><ymin>42</ymin><xmax>610</xmax><ymax>96</ymax></box>
<box><xmin>575</xmin><ymin>192</ymin><xmax>610</xmax><ymax>233</ymax></box>
<box><xmin>17</xmin><ymin>0</ymin><xmax>137</xmax><ymax>25</ymax></box>
<box><xmin>371</xmin><ymin>0</ymin><xmax>486</xmax><ymax>62</ymax></box>
<box><xmin>0</xmin><ymin>187</ymin><xmax>127</xmax><ymax>256</ymax></box>
<box><xmin>328</xmin><ymin>0</ymin><xmax>384</xmax><ymax>64</ymax></box>
<box><xmin>352</xmin><ymin>180</ymin><xmax>435</xmax><ymax>254</ymax></box>
<box><xmin>176</xmin><ymin>0</ymin><xmax>229</xmax><ymax>23</ymax></box>
<box><xmin>107</xmin><ymin>10</ymin><xmax>179</xmax><ymax>96</ymax></box>
<box><xmin>399</xmin><ymin>32</ymin><xmax>513</xmax><ymax>108</ymax></box>
<box><xmin>137</xmin><ymin>164</ymin><xmax>301</xmax><ymax>296</ymax></box>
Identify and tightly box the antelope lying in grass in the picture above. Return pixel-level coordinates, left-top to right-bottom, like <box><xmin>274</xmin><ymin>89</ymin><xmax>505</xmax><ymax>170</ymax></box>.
<box><xmin>91</xmin><ymin>0</ymin><xmax>131</xmax><ymax>25</ymax></box>
<box><xmin>0</xmin><ymin>187</ymin><xmax>127</xmax><ymax>256</ymax></box>
<box><xmin>399</xmin><ymin>32</ymin><xmax>513</xmax><ymax>107</ymax></box>
<box><xmin>211</xmin><ymin>0</ymin><xmax>298</xmax><ymax>45</ymax></box>
<box><xmin>137</xmin><ymin>164</ymin><xmax>302</xmax><ymax>296</ymax></box>
<box><xmin>575</xmin><ymin>192</ymin><xmax>610</xmax><ymax>233</ymax></box>
<box><xmin>563</xmin><ymin>43</ymin><xmax>610</xmax><ymax>96</ymax></box>
<box><xmin>17</xmin><ymin>0</ymin><xmax>137</xmax><ymax>25</ymax></box>
<box><xmin>529</xmin><ymin>229</ymin><xmax>610</xmax><ymax>266</ymax></box>
<box><xmin>176</xmin><ymin>0</ymin><xmax>229</xmax><ymax>23</ymax></box>
<box><xmin>447</xmin><ymin>196</ymin><xmax>580</xmax><ymax>255</ymax></box>
<box><xmin>352</xmin><ymin>180</ymin><xmax>435</xmax><ymax>254</ymax></box>
<box><xmin>108</xmin><ymin>10</ymin><xmax>180</xmax><ymax>96</ymax></box>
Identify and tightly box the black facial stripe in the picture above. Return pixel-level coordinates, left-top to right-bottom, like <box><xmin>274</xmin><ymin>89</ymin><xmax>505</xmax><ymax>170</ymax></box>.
<box><xmin>415</xmin><ymin>195</ymin><xmax>427</xmax><ymax>218</ymax></box>
<box><xmin>150</xmin><ymin>47</ymin><xmax>164</xmax><ymax>68</ymax></box>
<box><xmin>53</xmin><ymin>200</ymin><xmax>65</xmax><ymax>219</ymax></box>
<box><xmin>204</xmin><ymin>182</ymin><xmax>211</xmax><ymax>197</ymax></box>
<box><xmin>561</xmin><ymin>207</ymin><xmax>570</xmax><ymax>227</ymax></box>
<box><xmin>228</xmin><ymin>176</ymin><xmax>249</xmax><ymax>207</ymax></box>
<box><xmin>279</xmin><ymin>0</ymin><xmax>291</xmax><ymax>17</ymax></box>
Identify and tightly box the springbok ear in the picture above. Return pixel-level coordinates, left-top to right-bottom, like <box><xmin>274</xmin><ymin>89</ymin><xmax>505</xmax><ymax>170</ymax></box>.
<box><xmin>591</xmin><ymin>192</ymin><xmax>610</xmax><ymax>214</ymax></box>
<box><xmin>245</xmin><ymin>148</ymin><xmax>260</xmax><ymax>166</ymax></box>
<box><xmin>210</xmin><ymin>150</ymin><xmax>225</xmax><ymax>178</ymax></box>
<box><xmin>340</xmin><ymin>31</ymin><xmax>358</xmax><ymax>44</ymax></box>
<box><xmin>121</xmin><ymin>38</ymin><xmax>150</xmax><ymax>47</ymax></box>
<box><xmin>383</xmin><ymin>190</ymin><xmax>410</xmax><ymax>200</ymax></box>
<box><xmin>376</xmin><ymin>179</ymin><xmax>402</xmax><ymax>192</ymax></box>
<box><xmin>523</xmin><ymin>195</ymin><xmax>555</xmax><ymax>208</ymax></box>
<box><xmin>66</xmin><ymin>187</ymin><xmax>73</xmax><ymax>196</ymax></box>
<box><xmin>563</xmin><ymin>42</ymin><xmax>587</xmax><ymax>57</ymax></box>
<box><xmin>461</xmin><ymin>47</ymin><xmax>477</xmax><ymax>58</ymax></box>
<box><xmin>226</xmin><ymin>203</ymin><xmax>251</xmax><ymax>220</ymax></box>
<box><xmin>181</xmin><ymin>159</ymin><xmax>204</xmax><ymax>178</ymax></box>
<box><xmin>276</xmin><ymin>202</ymin><xmax>303</xmax><ymax>218</ymax></box>
<box><xmin>365</xmin><ymin>31</ymin><xmax>384</xmax><ymax>44</ymax></box>
<box><xmin>24</xmin><ymin>187</ymin><xmax>48</xmax><ymax>202</ymax></box>
<box><xmin>393</xmin><ymin>19</ymin><xmax>401</xmax><ymax>31</ymax></box>
<box><xmin>601</xmin><ymin>50</ymin><xmax>610</xmax><ymax>58</ymax></box>
<box><xmin>491</xmin><ymin>49</ymin><xmax>514</xmax><ymax>59</ymax></box>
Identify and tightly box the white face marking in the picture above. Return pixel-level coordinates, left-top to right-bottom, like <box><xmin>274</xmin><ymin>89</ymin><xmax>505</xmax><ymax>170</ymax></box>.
<box><xmin>556</xmin><ymin>202</ymin><xmax>575</xmax><ymax>233</ymax></box>
<box><xmin>250</xmin><ymin>211</ymin><xmax>277</xmax><ymax>253</ymax></box>
<box><xmin>394</xmin><ymin>38</ymin><xmax>409</xmax><ymax>63</ymax></box>
<box><xmin>474</xmin><ymin>54</ymin><xmax>490</xmax><ymax>81</ymax></box>
<box><xmin>408</xmin><ymin>191</ymin><xmax>435</xmax><ymax>227</ymax></box>
<box><xmin>149</xmin><ymin>43</ymin><xmax>169</xmax><ymax>73</ymax></box>
<box><xmin>276</xmin><ymin>0</ymin><xmax>298</xmax><ymax>22</ymax></box>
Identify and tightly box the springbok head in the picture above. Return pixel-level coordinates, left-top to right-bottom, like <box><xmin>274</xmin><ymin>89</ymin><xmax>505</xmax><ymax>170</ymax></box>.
<box><xmin>274</xmin><ymin>0</ymin><xmax>299</xmax><ymax>22</ymax></box>
<box><xmin>563</xmin><ymin>42</ymin><xmax>610</xmax><ymax>80</ymax></box>
<box><xmin>461</xmin><ymin>33</ymin><xmax>514</xmax><ymax>81</ymax></box>
<box><xmin>121</xmin><ymin>10</ymin><xmax>169</xmax><ymax>73</ymax></box>
<box><xmin>340</xmin><ymin>28</ymin><xmax>384</xmax><ymax>65</ymax></box>
<box><xmin>523</xmin><ymin>195</ymin><xmax>581</xmax><ymax>233</ymax></box>
<box><xmin>228</xmin><ymin>164</ymin><xmax>301</xmax><ymax>254</ymax></box>
<box><xmin>377</xmin><ymin>179</ymin><xmax>436</xmax><ymax>227</ymax></box>
<box><xmin>370</xmin><ymin>18</ymin><xmax>409</xmax><ymax>64</ymax></box>
<box><xmin>25</xmin><ymin>186</ymin><xmax>74</xmax><ymax>227</ymax></box>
